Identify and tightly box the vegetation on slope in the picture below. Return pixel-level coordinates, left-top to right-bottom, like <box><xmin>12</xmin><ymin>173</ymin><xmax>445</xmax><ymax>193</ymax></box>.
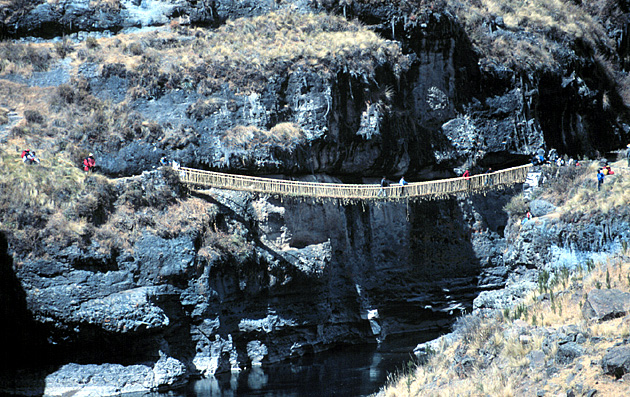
<box><xmin>0</xmin><ymin>139</ymin><xmax>255</xmax><ymax>268</ymax></box>
<box><xmin>0</xmin><ymin>7</ymin><xmax>412</xmax><ymax>268</ymax></box>
<box><xmin>383</xmin><ymin>258</ymin><xmax>630</xmax><ymax>396</ymax></box>
<box><xmin>381</xmin><ymin>161</ymin><xmax>630</xmax><ymax>396</ymax></box>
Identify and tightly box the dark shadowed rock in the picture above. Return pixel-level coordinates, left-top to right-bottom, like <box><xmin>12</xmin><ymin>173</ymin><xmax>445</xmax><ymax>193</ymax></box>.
<box><xmin>582</xmin><ymin>289</ymin><xmax>630</xmax><ymax>321</ymax></box>
<box><xmin>601</xmin><ymin>345</ymin><xmax>630</xmax><ymax>379</ymax></box>
<box><xmin>1</xmin><ymin>0</ymin><xmax>219</xmax><ymax>38</ymax></box>
<box><xmin>556</xmin><ymin>341</ymin><xmax>584</xmax><ymax>365</ymax></box>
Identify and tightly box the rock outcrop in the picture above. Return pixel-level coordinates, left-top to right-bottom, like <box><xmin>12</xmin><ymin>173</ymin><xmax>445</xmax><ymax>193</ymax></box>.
<box><xmin>582</xmin><ymin>289</ymin><xmax>630</xmax><ymax>322</ymax></box>
<box><xmin>0</xmin><ymin>0</ymin><xmax>219</xmax><ymax>38</ymax></box>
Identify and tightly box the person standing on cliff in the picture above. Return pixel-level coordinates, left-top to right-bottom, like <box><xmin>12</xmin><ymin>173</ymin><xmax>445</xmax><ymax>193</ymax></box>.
<box><xmin>626</xmin><ymin>143</ymin><xmax>630</xmax><ymax>167</ymax></box>
<box><xmin>597</xmin><ymin>168</ymin><xmax>605</xmax><ymax>191</ymax></box>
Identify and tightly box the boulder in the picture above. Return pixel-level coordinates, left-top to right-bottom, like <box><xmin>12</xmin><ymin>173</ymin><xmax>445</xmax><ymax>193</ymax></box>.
<box><xmin>601</xmin><ymin>345</ymin><xmax>630</xmax><ymax>379</ymax></box>
<box><xmin>42</xmin><ymin>356</ymin><xmax>186</xmax><ymax>396</ymax></box>
<box><xmin>556</xmin><ymin>341</ymin><xmax>584</xmax><ymax>365</ymax></box>
<box><xmin>582</xmin><ymin>289</ymin><xmax>630</xmax><ymax>321</ymax></box>
<box><xmin>529</xmin><ymin>199</ymin><xmax>556</xmax><ymax>217</ymax></box>
<box><xmin>76</xmin><ymin>286</ymin><xmax>170</xmax><ymax>333</ymax></box>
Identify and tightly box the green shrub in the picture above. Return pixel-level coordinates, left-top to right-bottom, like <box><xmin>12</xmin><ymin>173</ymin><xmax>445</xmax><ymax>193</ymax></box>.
<box><xmin>85</xmin><ymin>36</ymin><xmax>100</xmax><ymax>49</ymax></box>
<box><xmin>24</xmin><ymin>110</ymin><xmax>44</xmax><ymax>124</ymax></box>
<box><xmin>54</xmin><ymin>38</ymin><xmax>74</xmax><ymax>58</ymax></box>
<box><xmin>503</xmin><ymin>193</ymin><xmax>528</xmax><ymax>217</ymax></box>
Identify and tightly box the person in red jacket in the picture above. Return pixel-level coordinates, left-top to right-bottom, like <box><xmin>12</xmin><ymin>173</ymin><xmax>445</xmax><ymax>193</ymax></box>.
<box><xmin>21</xmin><ymin>149</ymin><xmax>40</xmax><ymax>165</ymax></box>
<box><xmin>83</xmin><ymin>153</ymin><xmax>96</xmax><ymax>172</ymax></box>
<box><xmin>462</xmin><ymin>169</ymin><xmax>470</xmax><ymax>180</ymax></box>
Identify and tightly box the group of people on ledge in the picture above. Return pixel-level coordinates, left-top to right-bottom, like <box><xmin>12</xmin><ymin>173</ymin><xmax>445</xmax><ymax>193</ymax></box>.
<box><xmin>597</xmin><ymin>163</ymin><xmax>615</xmax><ymax>191</ymax></box>
<box><xmin>531</xmin><ymin>148</ymin><xmax>580</xmax><ymax>167</ymax></box>
<box><xmin>20</xmin><ymin>149</ymin><xmax>40</xmax><ymax>165</ymax></box>
<box><xmin>21</xmin><ymin>149</ymin><xmax>96</xmax><ymax>173</ymax></box>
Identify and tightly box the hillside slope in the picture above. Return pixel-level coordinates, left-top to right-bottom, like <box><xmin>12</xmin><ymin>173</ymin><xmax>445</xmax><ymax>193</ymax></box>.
<box><xmin>381</xmin><ymin>161</ymin><xmax>630</xmax><ymax>396</ymax></box>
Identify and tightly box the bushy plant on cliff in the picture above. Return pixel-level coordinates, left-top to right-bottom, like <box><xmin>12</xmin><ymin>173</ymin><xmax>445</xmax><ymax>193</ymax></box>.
<box><xmin>449</xmin><ymin>0</ymin><xmax>613</xmax><ymax>73</ymax></box>
<box><xmin>503</xmin><ymin>192</ymin><xmax>528</xmax><ymax>217</ymax></box>
<box><xmin>47</xmin><ymin>78</ymin><xmax>161</xmax><ymax>147</ymax></box>
<box><xmin>220</xmin><ymin>122</ymin><xmax>306</xmax><ymax>152</ymax></box>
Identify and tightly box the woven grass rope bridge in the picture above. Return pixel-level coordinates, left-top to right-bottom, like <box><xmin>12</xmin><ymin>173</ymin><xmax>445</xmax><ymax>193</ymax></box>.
<box><xmin>177</xmin><ymin>164</ymin><xmax>532</xmax><ymax>201</ymax></box>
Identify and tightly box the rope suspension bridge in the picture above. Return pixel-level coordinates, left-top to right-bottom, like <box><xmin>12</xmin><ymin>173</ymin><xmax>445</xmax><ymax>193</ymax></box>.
<box><xmin>177</xmin><ymin>164</ymin><xmax>532</xmax><ymax>201</ymax></box>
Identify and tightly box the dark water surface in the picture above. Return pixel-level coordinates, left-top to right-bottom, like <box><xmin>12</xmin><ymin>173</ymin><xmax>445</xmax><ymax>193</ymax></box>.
<box><xmin>154</xmin><ymin>331</ymin><xmax>440</xmax><ymax>397</ymax></box>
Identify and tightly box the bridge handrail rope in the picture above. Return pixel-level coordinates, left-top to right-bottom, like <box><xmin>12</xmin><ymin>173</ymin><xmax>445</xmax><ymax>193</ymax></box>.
<box><xmin>178</xmin><ymin>164</ymin><xmax>532</xmax><ymax>200</ymax></box>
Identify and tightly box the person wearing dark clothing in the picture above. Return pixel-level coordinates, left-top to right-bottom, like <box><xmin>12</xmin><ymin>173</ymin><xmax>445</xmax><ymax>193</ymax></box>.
<box><xmin>83</xmin><ymin>153</ymin><xmax>96</xmax><ymax>172</ymax></box>
<box><xmin>597</xmin><ymin>169</ymin><xmax>605</xmax><ymax>191</ymax></box>
<box><xmin>626</xmin><ymin>144</ymin><xmax>630</xmax><ymax>167</ymax></box>
<box><xmin>485</xmin><ymin>167</ymin><xmax>493</xmax><ymax>186</ymax></box>
<box><xmin>377</xmin><ymin>176</ymin><xmax>388</xmax><ymax>197</ymax></box>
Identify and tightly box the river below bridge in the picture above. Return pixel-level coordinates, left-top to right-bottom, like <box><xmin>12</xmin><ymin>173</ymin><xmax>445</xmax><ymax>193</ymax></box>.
<box><xmin>149</xmin><ymin>331</ymin><xmax>442</xmax><ymax>397</ymax></box>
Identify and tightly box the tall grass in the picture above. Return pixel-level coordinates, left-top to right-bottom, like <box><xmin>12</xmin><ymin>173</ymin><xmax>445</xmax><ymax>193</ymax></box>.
<box><xmin>0</xmin><ymin>147</ymin><xmax>86</xmax><ymax>257</ymax></box>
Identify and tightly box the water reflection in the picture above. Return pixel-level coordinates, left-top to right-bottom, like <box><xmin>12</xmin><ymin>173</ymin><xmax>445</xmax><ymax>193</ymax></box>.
<box><xmin>154</xmin><ymin>331</ymin><xmax>440</xmax><ymax>397</ymax></box>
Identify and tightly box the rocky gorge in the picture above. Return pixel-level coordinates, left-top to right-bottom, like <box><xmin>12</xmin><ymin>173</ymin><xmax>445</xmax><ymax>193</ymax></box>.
<box><xmin>2</xmin><ymin>0</ymin><xmax>630</xmax><ymax>395</ymax></box>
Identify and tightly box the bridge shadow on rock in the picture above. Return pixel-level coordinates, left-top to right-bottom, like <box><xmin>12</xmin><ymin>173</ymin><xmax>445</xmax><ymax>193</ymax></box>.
<box><xmin>280</xmin><ymin>188</ymin><xmax>517</xmax><ymax>341</ymax></box>
<box><xmin>184</xmin><ymin>186</ymin><xmax>515</xmax><ymax>372</ymax></box>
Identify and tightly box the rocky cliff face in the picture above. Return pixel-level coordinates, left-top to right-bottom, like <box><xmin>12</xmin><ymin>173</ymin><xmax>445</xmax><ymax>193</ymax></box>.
<box><xmin>5</xmin><ymin>1</ymin><xmax>624</xmax><ymax>177</ymax></box>
<box><xmin>2</xmin><ymin>0</ymin><xmax>630</xmax><ymax>395</ymax></box>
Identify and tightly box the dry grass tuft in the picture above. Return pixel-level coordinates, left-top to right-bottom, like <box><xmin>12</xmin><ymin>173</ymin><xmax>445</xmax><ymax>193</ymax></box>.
<box><xmin>0</xmin><ymin>42</ymin><xmax>54</xmax><ymax>75</ymax></box>
<box><xmin>220</xmin><ymin>122</ymin><xmax>306</xmax><ymax>152</ymax></box>
<box><xmin>0</xmin><ymin>142</ymin><xmax>86</xmax><ymax>256</ymax></box>
<box><xmin>84</xmin><ymin>10</ymin><xmax>407</xmax><ymax>96</ymax></box>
